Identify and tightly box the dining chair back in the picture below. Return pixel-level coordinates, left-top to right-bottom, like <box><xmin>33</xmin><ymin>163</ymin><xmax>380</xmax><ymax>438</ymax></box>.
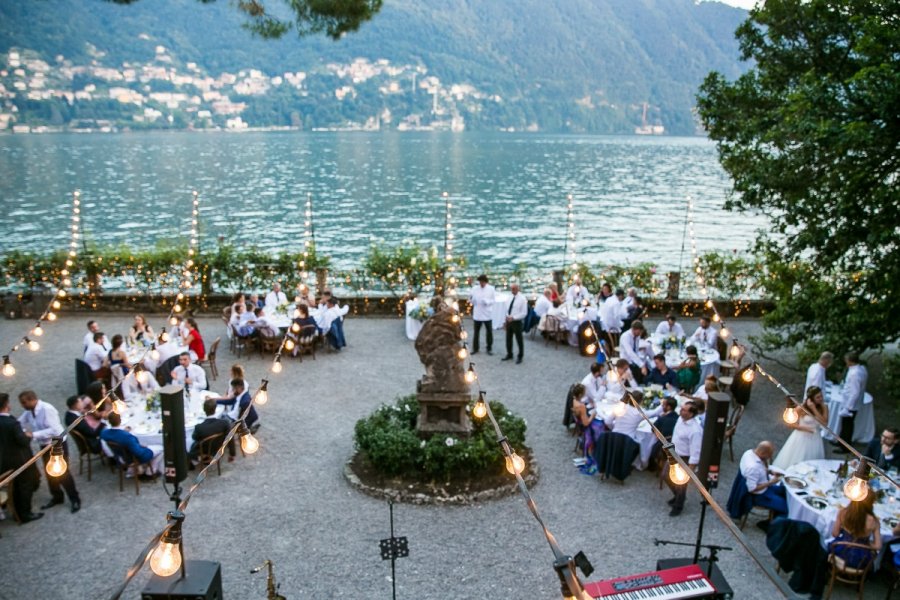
<box><xmin>196</xmin><ymin>432</ymin><xmax>227</xmax><ymax>476</ymax></box>
<box><xmin>104</xmin><ymin>440</ymin><xmax>142</xmax><ymax>495</ymax></box>
<box><xmin>826</xmin><ymin>541</ymin><xmax>876</xmax><ymax>599</ymax></box>
<box><xmin>68</xmin><ymin>429</ymin><xmax>97</xmax><ymax>482</ymax></box>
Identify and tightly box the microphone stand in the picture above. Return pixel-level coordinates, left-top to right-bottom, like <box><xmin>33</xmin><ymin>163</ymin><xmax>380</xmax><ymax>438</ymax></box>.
<box><xmin>654</xmin><ymin>539</ymin><xmax>732</xmax><ymax>579</ymax></box>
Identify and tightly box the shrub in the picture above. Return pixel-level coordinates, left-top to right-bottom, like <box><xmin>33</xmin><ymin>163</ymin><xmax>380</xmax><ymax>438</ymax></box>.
<box><xmin>354</xmin><ymin>394</ymin><xmax>528</xmax><ymax>482</ymax></box>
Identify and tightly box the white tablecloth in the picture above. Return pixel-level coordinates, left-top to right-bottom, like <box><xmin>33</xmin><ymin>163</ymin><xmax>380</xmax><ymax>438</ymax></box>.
<box><xmin>538</xmin><ymin>303</ymin><xmax>599</xmax><ymax>345</ymax></box>
<box><xmin>821</xmin><ymin>381</ymin><xmax>876</xmax><ymax>443</ymax></box>
<box><xmin>784</xmin><ymin>459</ymin><xmax>898</xmax><ymax>545</ymax></box>
<box><xmin>650</xmin><ymin>336</ymin><xmax>720</xmax><ymax>392</ymax></box>
<box><xmin>405</xmin><ymin>299</ymin><xmax>424</xmax><ymax>341</ymax></box>
<box><xmin>491</xmin><ymin>292</ymin><xmax>512</xmax><ymax>329</ymax></box>
<box><xmin>127</xmin><ymin>339</ymin><xmax>187</xmax><ymax>374</ymax></box>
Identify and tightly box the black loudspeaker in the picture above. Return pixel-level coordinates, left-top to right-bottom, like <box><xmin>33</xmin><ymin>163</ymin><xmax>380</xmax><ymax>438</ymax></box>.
<box><xmin>159</xmin><ymin>383</ymin><xmax>189</xmax><ymax>485</ymax></box>
<box><xmin>697</xmin><ymin>392</ymin><xmax>730</xmax><ymax>490</ymax></box>
<box><xmin>656</xmin><ymin>558</ymin><xmax>733</xmax><ymax>599</ymax></box>
<box><xmin>141</xmin><ymin>560</ymin><xmax>223</xmax><ymax>599</ymax></box>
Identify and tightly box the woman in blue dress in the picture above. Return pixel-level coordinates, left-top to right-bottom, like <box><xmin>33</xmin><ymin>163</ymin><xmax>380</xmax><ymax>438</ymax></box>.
<box><xmin>829</xmin><ymin>492</ymin><xmax>882</xmax><ymax>568</ymax></box>
<box><xmin>107</xmin><ymin>334</ymin><xmax>132</xmax><ymax>376</ymax></box>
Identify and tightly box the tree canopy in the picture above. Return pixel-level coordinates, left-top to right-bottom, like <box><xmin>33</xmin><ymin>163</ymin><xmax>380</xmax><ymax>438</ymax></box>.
<box><xmin>697</xmin><ymin>0</ymin><xmax>900</xmax><ymax>359</ymax></box>
<box><xmin>107</xmin><ymin>0</ymin><xmax>383</xmax><ymax>39</ymax></box>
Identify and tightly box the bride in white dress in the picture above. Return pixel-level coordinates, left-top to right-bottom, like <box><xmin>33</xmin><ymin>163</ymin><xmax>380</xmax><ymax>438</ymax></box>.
<box><xmin>773</xmin><ymin>386</ymin><xmax>829</xmax><ymax>470</ymax></box>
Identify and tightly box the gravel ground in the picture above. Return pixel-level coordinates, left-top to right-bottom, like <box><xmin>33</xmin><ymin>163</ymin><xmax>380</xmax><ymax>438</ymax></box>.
<box><xmin>0</xmin><ymin>313</ymin><xmax>890</xmax><ymax>599</ymax></box>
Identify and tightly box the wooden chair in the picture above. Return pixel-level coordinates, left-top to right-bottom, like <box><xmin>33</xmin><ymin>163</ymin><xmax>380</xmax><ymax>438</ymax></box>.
<box><xmin>296</xmin><ymin>325</ymin><xmax>318</xmax><ymax>361</ymax></box>
<box><xmin>198</xmin><ymin>337</ymin><xmax>220</xmax><ymax>380</ymax></box>
<box><xmin>110</xmin><ymin>364</ymin><xmax>126</xmax><ymax>391</ymax></box>
<box><xmin>0</xmin><ymin>469</ymin><xmax>19</xmax><ymax>524</ymax></box>
<box><xmin>543</xmin><ymin>316</ymin><xmax>567</xmax><ymax>348</ymax></box>
<box><xmin>105</xmin><ymin>441</ymin><xmax>147</xmax><ymax>495</ymax></box>
<box><xmin>738</xmin><ymin>505</ymin><xmax>774</xmax><ymax>530</ymax></box>
<box><xmin>258</xmin><ymin>332</ymin><xmax>282</xmax><ymax>357</ymax></box>
<box><xmin>68</xmin><ymin>429</ymin><xmax>100</xmax><ymax>482</ymax></box>
<box><xmin>231</xmin><ymin>324</ymin><xmax>256</xmax><ymax>358</ymax></box>
<box><xmin>724</xmin><ymin>403</ymin><xmax>745</xmax><ymax>462</ymax></box>
<box><xmin>196</xmin><ymin>433</ymin><xmax>227</xmax><ymax>476</ymax></box>
<box><xmin>825</xmin><ymin>542</ymin><xmax>876</xmax><ymax>599</ymax></box>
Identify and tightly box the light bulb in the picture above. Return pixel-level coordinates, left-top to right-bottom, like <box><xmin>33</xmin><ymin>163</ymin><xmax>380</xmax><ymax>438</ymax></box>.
<box><xmin>241</xmin><ymin>432</ymin><xmax>260</xmax><ymax>454</ymax></box>
<box><xmin>457</xmin><ymin>347</ymin><xmax>467</xmax><ymax>360</ymax></box>
<box><xmin>472</xmin><ymin>400</ymin><xmax>487</xmax><ymax>419</ymax></box>
<box><xmin>26</xmin><ymin>338</ymin><xmax>39</xmax><ymax>351</ymax></box>
<box><xmin>255</xmin><ymin>389</ymin><xmax>268</xmax><ymax>405</ymax></box>
<box><xmin>284</xmin><ymin>338</ymin><xmax>295</xmax><ymax>351</ymax></box>
<box><xmin>450</xmin><ymin>314</ymin><xmax>460</xmax><ymax>324</ymax></box>
<box><xmin>459</xmin><ymin>330</ymin><xmax>468</xmax><ymax>340</ymax></box>
<box><xmin>464</xmin><ymin>366</ymin><xmax>476</xmax><ymax>384</ymax></box>
<box><xmin>169</xmin><ymin>316</ymin><xmax>178</xmax><ymax>326</ymax></box>
<box><xmin>505</xmin><ymin>452</ymin><xmax>526</xmax><ymax>475</ymax></box>
<box><xmin>160</xmin><ymin>331</ymin><xmax>169</xmax><ymax>343</ymax></box>
<box><xmin>291</xmin><ymin>322</ymin><xmax>300</xmax><ymax>334</ymax></box>
<box><xmin>173</xmin><ymin>303</ymin><xmax>182</xmax><ymax>313</ymax></box>
<box><xmin>112</xmin><ymin>399</ymin><xmax>127</xmax><ymax>415</ymax></box>
<box><xmin>52</xmin><ymin>300</ymin><xmax>61</xmax><ymax>310</ymax></box>
<box><xmin>150</xmin><ymin>540</ymin><xmax>182</xmax><ymax>577</ymax></box>
<box><xmin>33</xmin><ymin>323</ymin><xmax>44</xmax><ymax>337</ymax></box>
<box><xmin>176</xmin><ymin>292</ymin><xmax>185</xmax><ymax>301</ymax></box>
<box><xmin>612</xmin><ymin>402</ymin><xmax>627</xmax><ymax>417</ymax></box>
<box><xmin>783</xmin><ymin>406</ymin><xmax>799</xmax><ymax>425</ymax></box>
<box><xmin>720</xmin><ymin>327</ymin><xmax>730</xmax><ymax>339</ymax></box>
<box><xmin>46</xmin><ymin>452</ymin><xmax>67</xmax><ymax>477</ymax></box>
<box><xmin>608</xmin><ymin>369</ymin><xmax>618</xmax><ymax>383</ymax></box>
<box><xmin>583</xmin><ymin>328</ymin><xmax>593</xmax><ymax>338</ymax></box>
<box><xmin>741</xmin><ymin>368</ymin><xmax>755</xmax><ymax>383</ymax></box>
<box><xmin>150</xmin><ymin>347</ymin><xmax>160</xmax><ymax>361</ymax></box>
<box><xmin>47</xmin><ymin>312</ymin><xmax>57</xmax><ymax>321</ymax></box>
<box><xmin>705</xmin><ymin>300</ymin><xmax>713</xmax><ymax>308</ymax></box>
<box><xmin>669</xmin><ymin>462</ymin><xmax>690</xmax><ymax>485</ymax></box>
<box><xmin>585</xmin><ymin>343</ymin><xmax>597</xmax><ymax>355</ymax></box>
<box><xmin>58</xmin><ymin>289</ymin><xmax>66</xmax><ymax>298</ymax></box>
<box><xmin>712</xmin><ymin>314</ymin><xmax>720</xmax><ymax>322</ymax></box>
<box><xmin>843</xmin><ymin>477</ymin><xmax>869</xmax><ymax>502</ymax></box>
<box><xmin>272</xmin><ymin>359</ymin><xmax>283</xmax><ymax>374</ymax></box>
<box><xmin>730</xmin><ymin>345</ymin><xmax>741</xmax><ymax>358</ymax></box>
<box><xmin>137</xmin><ymin>370</ymin><xmax>149</xmax><ymax>385</ymax></box>
<box><xmin>2</xmin><ymin>357</ymin><xmax>15</xmax><ymax>377</ymax></box>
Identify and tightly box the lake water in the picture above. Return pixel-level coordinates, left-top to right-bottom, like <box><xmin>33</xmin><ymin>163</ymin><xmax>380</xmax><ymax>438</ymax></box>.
<box><xmin>0</xmin><ymin>131</ymin><xmax>765</xmax><ymax>272</ymax></box>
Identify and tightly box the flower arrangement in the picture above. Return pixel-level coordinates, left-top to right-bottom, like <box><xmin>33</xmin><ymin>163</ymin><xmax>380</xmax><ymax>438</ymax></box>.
<box><xmin>144</xmin><ymin>391</ymin><xmax>161</xmax><ymax>413</ymax></box>
<box><xmin>411</xmin><ymin>302</ymin><xmax>434</xmax><ymax>322</ymax></box>
<box><xmin>662</xmin><ymin>335</ymin><xmax>685</xmax><ymax>350</ymax></box>
<box><xmin>274</xmin><ymin>301</ymin><xmax>290</xmax><ymax>316</ymax></box>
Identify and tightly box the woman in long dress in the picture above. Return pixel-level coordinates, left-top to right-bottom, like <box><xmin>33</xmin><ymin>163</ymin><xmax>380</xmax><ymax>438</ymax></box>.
<box><xmin>773</xmin><ymin>386</ymin><xmax>829</xmax><ymax>470</ymax></box>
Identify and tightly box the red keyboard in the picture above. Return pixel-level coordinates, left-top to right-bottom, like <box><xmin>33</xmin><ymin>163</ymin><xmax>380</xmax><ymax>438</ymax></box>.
<box><xmin>584</xmin><ymin>564</ymin><xmax>716</xmax><ymax>599</ymax></box>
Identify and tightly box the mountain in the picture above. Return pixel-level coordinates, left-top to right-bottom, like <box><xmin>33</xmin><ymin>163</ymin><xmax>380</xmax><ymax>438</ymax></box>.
<box><xmin>0</xmin><ymin>0</ymin><xmax>748</xmax><ymax>134</ymax></box>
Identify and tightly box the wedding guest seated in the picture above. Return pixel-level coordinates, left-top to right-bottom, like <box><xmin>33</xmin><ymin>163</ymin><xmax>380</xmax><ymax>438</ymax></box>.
<box><xmin>169</xmin><ymin>315</ymin><xmax>186</xmax><ymax>340</ymax></box>
<box><xmin>83</xmin><ymin>381</ymin><xmax>111</xmax><ymax>428</ymax></box>
<box><xmin>829</xmin><ymin>492</ymin><xmax>882</xmax><ymax>569</ymax></box>
<box><xmin>534</xmin><ymin>288</ymin><xmax>554</xmax><ymax>319</ymax></box>
<box><xmin>183</xmin><ymin>318</ymin><xmax>206</xmax><ymax>362</ymax></box>
<box><xmin>100</xmin><ymin>412</ymin><xmax>164</xmax><ymax>476</ymax></box>
<box><xmin>690</xmin><ymin>316</ymin><xmax>718</xmax><ymax>348</ymax></box>
<box><xmin>83</xmin><ymin>320</ymin><xmax>101</xmax><ymax>354</ymax></box>
<box><xmin>647</xmin><ymin>353</ymin><xmax>677</xmax><ymax>390</ymax></box>
<box><xmin>248</xmin><ymin>293</ymin><xmax>264</xmax><ymax>310</ymax></box>
<box><xmin>655</xmin><ymin>314</ymin><xmax>686</xmax><ymax>339</ymax></box>
<box><xmin>122</xmin><ymin>364</ymin><xmax>160</xmax><ymax>401</ymax></box>
<box><xmin>230</xmin><ymin>302</ymin><xmax>248</xmax><ymax>330</ymax></box>
<box><xmin>581</xmin><ymin>363</ymin><xmax>607</xmax><ymax>405</ymax></box>
<box><xmin>107</xmin><ymin>334</ymin><xmax>132</xmax><ymax>377</ymax></box>
<box><xmin>740</xmin><ymin>441</ymin><xmax>788</xmax><ymax>526</ymax></box>
<box><xmin>622</xmin><ymin>295</ymin><xmax>645</xmax><ymax>331</ymax></box>
<box><xmin>229</xmin><ymin>292</ymin><xmax>246</xmax><ymax>317</ymax></box>
<box><xmin>606</xmin><ymin>359</ymin><xmax>637</xmax><ymax>396</ymax></box>
<box><xmin>189</xmin><ymin>399</ymin><xmax>234</xmax><ymax>464</ymax></box>
<box><xmin>605</xmin><ymin>391</ymin><xmax>663</xmax><ymax>441</ymax></box>
<box><xmin>216</xmin><ymin>379</ymin><xmax>259</xmax><ymax>432</ymax></box>
<box><xmin>65</xmin><ymin>395</ymin><xmax>105</xmax><ymax>454</ymax></box>
<box><xmin>264</xmin><ymin>282</ymin><xmax>288</xmax><ymax>310</ymax></box>
<box><xmin>547</xmin><ymin>282</ymin><xmax>560</xmax><ymax>306</ymax></box>
<box><xmin>128</xmin><ymin>314</ymin><xmax>155</xmax><ymax>347</ymax></box>
<box><xmin>211</xmin><ymin>364</ymin><xmax>249</xmax><ymax>408</ymax></box>
<box><xmin>570</xmin><ymin>383</ymin><xmax>605</xmax><ymax>474</ymax></box>
<box><xmin>321</xmin><ymin>296</ymin><xmax>349</xmax><ymax>351</ymax></box>
<box><xmin>600</xmin><ymin>289</ymin><xmax>627</xmax><ymax>333</ymax></box>
<box><xmin>619</xmin><ymin>321</ymin><xmax>650</xmax><ymax>383</ymax></box>
<box><xmin>597</xmin><ymin>282</ymin><xmax>613</xmax><ymax>304</ymax></box>
<box><xmin>317</xmin><ymin>290</ymin><xmax>333</xmax><ymax>311</ymax></box>
<box><xmin>864</xmin><ymin>427</ymin><xmax>900</xmax><ymax>471</ymax></box>
<box><xmin>675</xmin><ymin>345</ymin><xmax>701</xmax><ymax>393</ymax></box>
<box><xmin>654</xmin><ymin>397</ymin><xmax>679</xmax><ymax>439</ymax></box>
<box><xmin>84</xmin><ymin>331</ymin><xmax>111</xmax><ymax>380</ymax></box>
<box><xmin>692</xmin><ymin>375</ymin><xmax>719</xmax><ymax>401</ymax></box>
<box><xmin>295</xmin><ymin>284</ymin><xmax>316</xmax><ymax>306</ymax></box>
<box><xmin>565</xmin><ymin>276</ymin><xmax>589</xmax><ymax>306</ymax></box>
<box><xmin>170</xmin><ymin>352</ymin><xmax>208</xmax><ymax>392</ymax></box>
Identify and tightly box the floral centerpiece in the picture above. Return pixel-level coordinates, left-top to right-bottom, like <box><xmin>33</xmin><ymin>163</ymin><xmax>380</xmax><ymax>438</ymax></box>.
<box><xmin>662</xmin><ymin>335</ymin><xmax>685</xmax><ymax>351</ymax></box>
<box><xmin>144</xmin><ymin>391</ymin><xmax>161</xmax><ymax>413</ymax></box>
<box><xmin>274</xmin><ymin>301</ymin><xmax>290</xmax><ymax>316</ymax></box>
<box><xmin>411</xmin><ymin>301</ymin><xmax>434</xmax><ymax>323</ymax></box>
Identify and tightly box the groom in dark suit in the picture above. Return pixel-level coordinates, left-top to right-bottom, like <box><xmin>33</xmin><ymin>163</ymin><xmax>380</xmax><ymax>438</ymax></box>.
<box><xmin>864</xmin><ymin>428</ymin><xmax>900</xmax><ymax>471</ymax></box>
<box><xmin>189</xmin><ymin>399</ymin><xmax>234</xmax><ymax>462</ymax></box>
<box><xmin>0</xmin><ymin>393</ymin><xmax>42</xmax><ymax>523</ymax></box>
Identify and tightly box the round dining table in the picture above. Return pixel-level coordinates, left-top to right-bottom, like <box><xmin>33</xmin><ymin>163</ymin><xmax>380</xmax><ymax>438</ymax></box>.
<box><xmin>649</xmin><ymin>335</ymin><xmax>720</xmax><ymax>391</ymax></box>
<box><xmin>820</xmin><ymin>380</ymin><xmax>876</xmax><ymax>444</ymax></box>
<box><xmin>783</xmin><ymin>458</ymin><xmax>899</xmax><ymax>544</ymax></box>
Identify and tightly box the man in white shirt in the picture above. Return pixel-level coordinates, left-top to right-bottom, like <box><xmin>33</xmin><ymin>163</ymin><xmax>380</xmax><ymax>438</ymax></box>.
<box><xmin>18</xmin><ymin>390</ymin><xmax>82</xmax><ymax>512</ymax></box>
<box><xmin>468</xmin><ymin>274</ymin><xmax>496</xmax><ymax>355</ymax></box>
<box><xmin>565</xmin><ymin>276</ymin><xmax>589</xmax><ymax>306</ymax></box>
<box><xmin>580</xmin><ymin>363</ymin><xmax>607</xmax><ymax>405</ymax></box>
<box><xmin>321</xmin><ymin>297</ymin><xmax>350</xmax><ymax>350</ymax></box>
<box><xmin>501</xmin><ymin>283</ymin><xmax>528</xmax><ymax>364</ymax></box>
<box><xmin>84</xmin><ymin>331</ymin><xmax>110</xmax><ymax>379</ymax></box>
<box><xmin>654</xmin><ymin>314</ymin><xmax>686</xmax><ymax>339</ymax></box>
<box><xmin>122</xmin><ymin>364</ymin><xmax>160</xmax><ymax>401</ymax></box>
<box><xmin>605</xmin><ymin>393</ymin><xmax>663</xmax><ymax>441</ymax></box>
<box><xmin>623</xmin><ymin>287</ymin><xmax>637</xmax><ymax>310</ymax></box>
<box><xmin>82</xmin><ymin>320</ymin><xmax>101</xmax><ymax>354</ymax></box>
<box><xmin>804</xmin><ymin>351</ymin><xmax>832</xmax><ymax>395</ymax></box>
<box><xmin>534</xmin><ymin>287</ymin><xmax>553</xmax><ymax>319</ymax></box>
<box><xmin>836</xmin><ymin>351</ymin><xmax>868</xmax><ymax>452</ymax></box>
<box><xmin>667</xmin><ymin>401</ymin><xmax>702</xmax><ymax>516</ymax></box>
<box><xmin>690</xmin><ymin>317</ymin><xmax>718</xmax><ymax>348</ymax></box>
<box><xmin>264</xmin><ymin>282</ymin><xmax>288</xmax><ymax>310</ymax></box>
<box><xmin>170</xmin><ymin>352</ymin><xmax>207</xmax><ymax>392</ymax></box>
<box><xmin>605</xmin><ymin>358</ymin><xmax>638</xmax><ymax>397</ymax></box>
<box><xmin>619</xmin><ymin>320</ymin><xmax>650</xmax><ymax>383</ymax></box>
<box><xmin>600</xmin><ymin>289</ymin><xmax>627</xmax><ymax>332</ymax></box>
<box><xmin>739</xmin><ymin>441</ymin><xmax>787</xmax><ymax>521</ymax></box>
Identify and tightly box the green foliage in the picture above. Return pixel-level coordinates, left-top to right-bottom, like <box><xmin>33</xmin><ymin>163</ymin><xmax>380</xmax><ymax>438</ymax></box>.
<box><xmin>697</xmin><ymin>0</ymin><xmax>900</xmax><ymax>356</ymax></box>
<box><xmin>363</xmin><ymin>242</ymin><xmax>466</xmax><ymax>297</ymax></box>
<box><xmin>353</xmin><ymin>395</ymin><xmax>528</xmax><ymax>482</ymax></box>
<box><xmin>881</xmin><ymin>354</ymin><xmax>900</xmax><ymax>411</ymax></box>
<box><xmin>695</xmin><ymin>251</ymin><xmax>764</xmax><ymax>300</ymax></box>
<box><xmin>573</xmin><ymin>261</ymin><xmax>665</xmax><ymax>297</ymax></box>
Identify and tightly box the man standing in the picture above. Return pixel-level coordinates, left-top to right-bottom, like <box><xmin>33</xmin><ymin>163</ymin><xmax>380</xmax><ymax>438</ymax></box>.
<box><xmin>836</xmin><ymin>351</ymin><xmax>868</xmax><ymax>452</ymax></box>
<box><xmin>468</xmin><ymin>274</ymin><xmax>495</xmax><ymax>355</ymax></box>
<box><xmin>667</xmin><ymin>401</ymin><xmax>702</xmax><ymax>516</ymax></box>
<box><xmin>864</xmin><ymin>428</ymin><xmax>900</xmax><ymax>471</ymax></box>
<box><xmin>740</xmin><ymin>441</ymin><xmax>788</xmax><ymax>527</ymax></box>
<box><xmin>0</xmin><ymin>392</ymin><xmax>42</xmax><ymax>522</ymax></box>
<box><xmin>502</xmin><ymin>283</ymin><xmax>528</xmax><ymax>364</ymax></box>
<box><xmin>170</xmin><ymin>352</ymin><xmax>208</xmax><ymax>392</ymax></box>
<box><xmin>804</xmin><ymin>351</ymin><xmax>832</xmax><ymax>395</ymax></box>
<box><xmin>619</xmin><ymin>321</ymin><xmax>650</xmax><ymax>384</ymax></box>
<box><xmin>18</xmin><ymin>390</ymin><xmax>81</xmax><ymax>513</ymax></box>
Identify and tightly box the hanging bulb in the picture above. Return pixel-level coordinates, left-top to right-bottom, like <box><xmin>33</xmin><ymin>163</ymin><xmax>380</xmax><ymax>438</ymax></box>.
<box><xmin>505</xmin><ymin>452</ymin><xmax>526</xmax><ymax>475</ymax></box>
<box><xmin>583</xmin><ymin>328</ymin><xmax>593</xmax><ymax>338</ymax></box>
<box><xmin>47</xmin><ymin>312</ymin><xmax>57</xmax><ymax>321</ymax></box>
<box><xmin>173</xmin><ymin>303</ymin><xmax>182</xmax><ymax>313</ymax></box>
<box><xmin>32</xmin><ymin>323</ymin><xmax>44</xmax><ymax>337</ymax></box>
<box><xmin>472</xmin><ymin>398</ymin><xmax>487</xmax><ymax>419</ymax></box>
<box><xmin>2</xmin><ymin>356</ymin><xmax>15</xmax><ymax>377</ymax></box>
<box><xmin>255</xmin><ymin>381</ymin><xmax>269</xmax><ymax>405</ymax></box>
<box><xmin>730</xmin><ymin>345</ymin><xmax>741</xmax><ymax>359</ymax></box>
<box><xmin>150</xmin><ymin>512</ymin><xmax>184</xmax><ymax>577</ymax></box>
<box><xmin>705</xmin><ymin>300</ymin><xmax>713</xmax><ymax>309</ymax></box>
<box><xmin>712</xmin><ymin>313</ymin><xmax>720</xmax><ymax>322</ymax></box>
<box><xmin>169</xmin><ymin>316</ymin><xmax>178</xmax><ymax>326</ymax></box>
<box><xmin>159</xmin><ymin>329</ymin><xmax>169</xmax><ymax>343</ymax></box>
<box><xmin>52</xmin><ymin>300</ymin><xmax>61</xmax><ymax>310</ymax></box>
<box><xmin>668</xmin><ymin>460</ymin><xmax>691</xmax><ymax>485</ymax></box>
<box><xmin>457</xmin><ymin>346</ymin><xmax>468</xmax><ymax>360</ymax></box>
<box><xmin>149</xmin><ymin>345</ymin><xmax>160</xmax><ymax>361</ymax></box>
<box><xmin>464</xmin><ymin>364</ymin><xmax>477</xmax><ymax>384</ymax></box>
<box><xmin>272</xmin><ymin>357</ymin><xmax>283</xmax><ymax>374</ymax></box>
<box><xmin>585</xmin><ymin>343</ymin><xmax>597</xmax><ymax>355</ymax></box>
<box><xmin>608</xmin><ymin>369</ymin><xmax>618</xmax><ymax>383</ymax></box>
<box><xmin>291</xmin><ymin>322</ymin><xmax>301</xmax><ymax>334</ymax></box>
<box><xmin>459</xmin><ymin>330</ymin><xmax>468</xmax><ymax>340</ymax></box>
<box><xmin>612</xmin><ymin>401</ymin><xmax>627</xmax><ymax>417</ymax></box>
<box><xmin>176</xmin><ymin>292</ymin><xmax>185</xmax><ymax>301</ymax></box>
<box><xmin>112</xmin><ymin>399</ymin><xmax>127</xmax><ymax>415</ymax></box>
<box><xmin>844</xmin><ymin>461</ymin><xmax>871</xmax><ymax>502</ymax></box>
<box><xmin>25</xmin><ymin>337</ymin><xmax>39</xmax><ymax>352</ymax></box>
<box><xmin>450</xmin><ymin>314</ymin><xmax>460</xmax><ymax>324</ymax></box>
<box><xmin>137</xmin><ymin>370</ymin><xmax>150</xmax><ymax>385</ymax></box>
<box><xmin>239</xmin><ymin>422</ymin><xmax>260</xmax><ymax>455</ymax></box>
<box><xmin>741</xmin><ymin>367</ymin><xmax>755</xmax><ymax>383</ymax></box>
<box><xmin>719</xmin><ymin>327</ymin><xmax>730</xmax><ymax>339</ymax></box>
<box><xmin>782</xmin><ymin>403</ymin><xmax>799</xmax><ymax>425</ymax></box>
<box><xmin>46</xmin><ymin>438</ymin><xmax>68</xmax><ymax>477</ymax></box>
<box><xmin>57</xmin><ymin>289</ymin><xmax>66</xmax><ymax>298</ymax></box>
<box><xmin>284</xmin><ymin>338</ymin><xmax>296</xmax><ymax>352</ymax></box>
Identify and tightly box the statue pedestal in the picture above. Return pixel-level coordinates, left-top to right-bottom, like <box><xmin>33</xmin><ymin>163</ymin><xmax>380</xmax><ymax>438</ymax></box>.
<box><xmin>416</xmin><ymin>388</ymin><xmax>471</xmax><ymax>435</ymax></box>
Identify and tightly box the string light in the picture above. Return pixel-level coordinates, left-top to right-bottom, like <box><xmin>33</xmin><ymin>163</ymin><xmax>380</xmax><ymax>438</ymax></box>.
<box><xmin>32</xmin><ymin>323</ymin><xmax>43</xmax><ymax>337</ymax></box>
<box><xmin>782</xmin><ymin>397</ymin><xmax>799</xmax><ymax>425</ymax></box>
<box><xmin>272</xmin><ymin>356</ymin><xmax>283</xmax><ymax>374</ymax></box>
<box><xmin>25</xmin><ymin>338</ymin><xmax>39</xmax><ymax>352</ymax></box>
<box><xmin>112</xmin><ymin>399</ymin><xmax>127</xmax><ymax>415</ymax></box>
<box><xmin>564</xmin><ymin>193</ymin><xmax>577</xmax><ymax>272</ymax></box>
<box><xmin>741</xmin><ymin>367</ymin><xmax>756</xmax><ymax>383</ymax></box>
<box><xmin>668</xmin><ymin>454</ymin><xmax>691</xmax><ymax>485</ymax></box>
<box><xmin>255</xmin><ymin>380</ymin><xmax>269</xmax><ymax>406</ymax></box>
<box><xmin>238</xmin><ymin>420</ymin><xmax>260</xmax><ymax>454</ymax></box>
<box><xmin>298</xmin><ymin>192</ymin><xmax>314</xmax><ymax>285</ymax></box>
<box><xmin>2</xmin><ymin>356</ymin><xmax>15</xmax><ymax>377</ymax></box>
<box><xmin>505</xmin><ymin>452</ymin><xmax>526</xmax><ymax>475</ymax></box>
<box><xmin>45</xmin><ymin>437</ymin><xmax>67</xmax><ymax>477</ymax></box>
<box><xmin>150</xmin><ymin>511</ymin><xmax>184</xmax><ymax>577</ymax></box>
<box><xmin>472</xmin><ymin>391</ymin><xmax>487</xmax><ymax>419</ymax></box>
<box><xmin>149</xmin><ymin>344</ymin><xmax>160</xmax><ymax>361</ymax></box>
<box><xmin>457</xmin><ymin>346</ymin><xmax>468</xmax><ymax>360</ymax></box>
<box><xmin>464</xmin><ymin>364</ymin><xmax>477</xmax><ymax>384</ymax></box>
<box><xmin>843</xmin><ymin>460</ymin><xmax>871</xmax><ymax>502</ymax></box>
